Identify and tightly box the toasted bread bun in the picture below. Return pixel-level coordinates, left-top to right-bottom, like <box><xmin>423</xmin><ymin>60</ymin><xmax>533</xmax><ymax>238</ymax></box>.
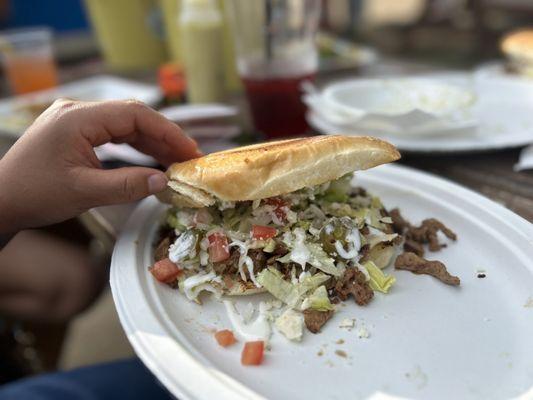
<box><xmin>501</xmin><ymin>29</ymin><xmax>533</xmax><ymax>60</ymax></box>
<box><xmin>158</xmin><ymin>135</ymin><xmax>400</xmax><ymax>207</ymax></box>
<box><xmin>501</xmin><ymin>29</ymin><xmax>533</xmax><ymax>76</ymax></box>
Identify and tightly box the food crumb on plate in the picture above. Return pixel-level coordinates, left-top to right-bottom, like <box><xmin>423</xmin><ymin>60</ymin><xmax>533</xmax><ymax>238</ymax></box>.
<box><xmin>335</xmin><ymin>350</ymin><xmax>347</xmax><ymax>358</ymax></box>
<box><xmin>524</xmin><ymin>296</ymin><xmax>533</xmax><ymax>308</ymax></box>
<box><xmin>339</xmin><ymin>318</ymin><xmax>355</xmax><ymax>329</ymax></box>
<box><xmin>357</xmin><ymin>326</ymin><xmax>370</xmax><ymax>339</ymax></box>
<box><xmin>476</xmin><ymin>269</ymin><xmax>487</xmax><ymax>279</ymax></box>
<box><xmin>336</xmin><ymin>339</ymin><xmax>345</xmax><ymax>345</ymax></box>
<box><xmin>317</xmin><ymin>349</ymin><xmax>324</xmax><ymax>357</ymax></box>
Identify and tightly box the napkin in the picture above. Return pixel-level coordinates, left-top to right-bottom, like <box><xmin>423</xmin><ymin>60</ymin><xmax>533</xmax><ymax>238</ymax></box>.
<box><xmin>514</xmin><ymin>145</ymin><xmax>533</xmax><ymax>171</ymax></box>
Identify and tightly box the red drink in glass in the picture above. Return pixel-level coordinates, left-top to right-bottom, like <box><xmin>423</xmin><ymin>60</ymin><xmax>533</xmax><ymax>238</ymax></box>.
<box><xmin>226</xmin><ymin>0</ymin><xmax>321</xmax><ymax>138</ymax></box>
<box><xmin>243</xmin><ymin>73</ymin><xmax>315</xmax><ymax>138</ymax></box>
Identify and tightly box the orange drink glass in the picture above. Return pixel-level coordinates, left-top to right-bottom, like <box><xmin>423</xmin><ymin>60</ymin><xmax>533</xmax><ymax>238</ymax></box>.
<box><xmin>0</xmin><ymin>27</ymin><xmax>58</xmax><ymax>95</ymax></box>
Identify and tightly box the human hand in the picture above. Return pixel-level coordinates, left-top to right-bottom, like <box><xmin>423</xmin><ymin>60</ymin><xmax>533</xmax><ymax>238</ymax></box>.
<box><xmin>0</xmin><ymin>99</ymin><xmax>201</xmax><ymax>234</ymax></box>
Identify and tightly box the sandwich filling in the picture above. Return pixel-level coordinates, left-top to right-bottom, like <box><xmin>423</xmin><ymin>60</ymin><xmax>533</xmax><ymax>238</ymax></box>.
<box><xmin>152</xmin><ymin>172</ymin><xmax>458</xmax><ymax>335</ymax></box>
<box><xmin>152</xmin><ymin>173</ymin><xmax>402</xmax><ymax>329</ymax></box>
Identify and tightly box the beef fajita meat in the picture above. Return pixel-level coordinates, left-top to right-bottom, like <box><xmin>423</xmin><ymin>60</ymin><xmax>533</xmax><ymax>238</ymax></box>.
<box><xmin>404</xmin><ymin>238</ymin><xmax>425</xmax><ymax>257</ymax></box>
<box><xmin>303</xmin><ymin>309</ymin><xmax>334</xmax><ymax>333</ymax></box>
<box><xmin>358</xmin><ymin>244</ymin><xmax>371</xmax><ymax>263</ymax></box>
<box><xmin>212</xmin><ymin>249</ymin><xmax>240</xmax><ymax>275</ymax></box>
<box><xmin>389</xmin><ymin>208</ymin><xmax>411</xmax><ymax>234</ymax></box>
<box><xmin>406</xmin><ymin>218</ymin><xmax>457</xmax><ymax>252</ymax></box>
<box><xmin>248</xmin><ymin>249</ymin><xmax>267</xmax><ymax>273</ymax></box>
<box><xmin>390</xmin><ymin>208</ymin><xmax>457</xmax><ymax>253</ymax></box>
<box><xmin>266</xmin><ymin>243</ymin><xmax>289</xmax><ymax>265</ymax></box>
<box><xmin>350</xmin><ymin>187</ymin><xmax>368</xmax><ymax>197</ymax></box>
<box><xmin>333</xmin><ymin>268</ymin><xmax>374</xmax><ymax>306</ymax></box>
<box><xmin>395</xmin><ymin>252</ymin><xmax>460</xmax><ymax>286</ymax></box>
<box><xmin>154</xmin><ymin>237</ymin><xmax>171</xmax><ymax>262</ymax></box>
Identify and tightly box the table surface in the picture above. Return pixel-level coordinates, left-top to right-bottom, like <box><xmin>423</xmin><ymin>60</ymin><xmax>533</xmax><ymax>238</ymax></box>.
<box><xmin>1</xmin><ymin>57</ymin><xmax>532</xmax><ymax>243</ymax></box>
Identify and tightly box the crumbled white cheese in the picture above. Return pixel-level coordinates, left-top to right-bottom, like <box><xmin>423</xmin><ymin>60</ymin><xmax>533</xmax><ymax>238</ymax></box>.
<box><xmin>357</xmin><ymin>326</ymin><xmax>370</xmax><ymax>339</ymax></box>
<box><xmin>275</xmin><ymin>309</ymin><xmax>304</xmax><ymax>342</ymax></box>
<box><xmin>339</xmin><ymin>318</ymin><xmax>356</xmax><ymax>329</ymax></box>
<box><xmin>199</xmin><ymin>250</ymin><xmax>209</xmax><ymax>266</ymax></box>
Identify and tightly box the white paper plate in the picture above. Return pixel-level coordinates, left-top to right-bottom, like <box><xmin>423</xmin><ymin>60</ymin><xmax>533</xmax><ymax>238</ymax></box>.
<box><xmin>111</xmin><ymin>164</ymin><xmax>533</xmax><ymax>400</ymax></box>
<box><xmin>0</xmin><ymin>75</ymin><xmax>160</xmax><ymax>139</ymax></box>
<box><xmin>322</xmin><ymin>78</ymin><xmax>474</xmax><ymax>117</ymax></box>
<box><xmin>474</xmin><ymin>62</ymin><xmax>533</xmax><ymax>84</ymax></box>
<box><xmin>309</xmin><ymin>73</ymin><xmax>533</xmax><ymax>152</ymax></box>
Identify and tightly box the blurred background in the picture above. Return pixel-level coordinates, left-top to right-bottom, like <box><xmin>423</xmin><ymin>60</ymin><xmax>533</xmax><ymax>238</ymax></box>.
<box><xmin>1</xmin><ymin>0</ymin><xmax>533</xmax><ymax>388</ymax></box>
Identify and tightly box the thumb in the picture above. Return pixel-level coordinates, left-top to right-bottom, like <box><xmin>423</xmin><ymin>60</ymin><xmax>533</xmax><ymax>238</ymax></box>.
<box><xmin>81</xmin><ymin>167</ymin><xmax>168</xmax><ymax>206</ymax></box>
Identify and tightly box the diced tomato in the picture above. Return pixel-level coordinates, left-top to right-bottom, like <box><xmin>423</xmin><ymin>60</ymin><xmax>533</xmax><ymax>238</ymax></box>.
<box><xmin>241</xmin><ymin>341</ymin><xmax>264</xmax><ymax>366</ymax></box>
<box><xmin>251</xmin><ymin>225</ymin><xmax>277</xmax><ymax>240</ymax></box>
<box><xmin>193</xmin><ymin>209</ymin><xmax>212</xmax><ymax>225</ymax></box>
<box><xmin>265</xmin><ymin>197</ymin><xmax>289</xmax><ymax>222</ymax></box>
<box><xmin>214</xmin><ymin>330</ymin><xmax>236</xmax><ymax>347</ymax></box>
<box><xmin>207</xmin><ymin>232</ymin><xmax>230</xmax><ymax>262</ymax></box>
<box><xmin>149</xmin><ymin>258</ymin><xmax>182</xmax><ymax>283</ymax></box>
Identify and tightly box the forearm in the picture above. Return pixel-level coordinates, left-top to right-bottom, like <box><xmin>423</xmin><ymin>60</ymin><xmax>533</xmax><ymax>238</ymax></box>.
<box><xmin>0</xmin><ymin>183</ymin><xmax>16</xmax><ymax>247</ymax></box>
<box><xmin>0</xmin><ymin>160</ymin><xmax>22</xmax><ymax>238</ymax></box>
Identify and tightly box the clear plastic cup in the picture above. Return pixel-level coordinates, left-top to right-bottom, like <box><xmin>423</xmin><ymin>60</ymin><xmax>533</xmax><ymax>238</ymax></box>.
<box><xmin>226</xmin><ymin>0</ymin><xmax>321</xmax><ymax>138</ymax></box>
<box><xmin>0</xmin><ymin>27</ymin><xmax>59</xmax><ymax>95</ymax></box>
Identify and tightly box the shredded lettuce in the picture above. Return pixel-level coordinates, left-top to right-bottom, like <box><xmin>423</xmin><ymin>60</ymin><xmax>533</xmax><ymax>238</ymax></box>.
<box><xmin>256</xmin><ymin>268</ymin><xmax>330</xmax><ymax>308</ymax></box>
<box><xmin>367</xmin><ymin>228</ymin><xmax>398</xmax><ymax>248</ymax></box>
<box><xmin>323</xmin><ymin>203</ymin><xmax>359</xmax><ymax>218</ymax></box>
<box><xmin>306</xmin><ymin>242</ymin><xmax>342</xmax><ymax>276</ymax></box>
<box><xmin>302</xmin><ymin>285</ymin><xmax>334</xmax><ymax>311</ymax></box>
<box><xmin>363</xmin><ymin>261</ymin><xmax>396</xmax><ymax>293</ymax></box>
<box><xmin>297</xmin><ymin>272</ymin><xmax>331</xmax><ymax>295</ymax></box>
<box><xmin>322</xmin><ymin>174</ymin><xmax>352</xmax><ymax>203</ymax></box>
<box><xmin>166</xmin><ymin>213</ymin><xmax>187</xmax><ymax>231</ymax></box>
<box><xmin>256</xmin><ymin>268</ymin><xmax>301</xmax><ymax>306</ymax></box>
<box><xmin>277</xmin><ymin>228</ymin><xmax>341</xmax><ymax>277</ymax></box>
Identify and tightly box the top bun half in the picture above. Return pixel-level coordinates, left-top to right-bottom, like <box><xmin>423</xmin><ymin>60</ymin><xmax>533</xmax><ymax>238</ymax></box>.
<box><xmin>158</xmin><ymin>135</ymin><xmax>400</xmax><ymax>208</ymax></box>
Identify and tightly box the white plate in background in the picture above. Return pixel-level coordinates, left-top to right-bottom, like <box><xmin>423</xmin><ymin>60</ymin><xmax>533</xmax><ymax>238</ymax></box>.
<box><xmin>0</xmin><ymin>75</ymin><xmax>160</xmax><ymax>139</ymax></box>
<box><xmin>111</xmin><ymin>164</ymin><xmax>533</xmax><ymax>400</ymax></box>
<box><xmin>474</xmin><ymin>61</ymin><xmax>533</xmax><ymax>83</ymax></box>
<box><xmin>309</xmin><ymin>73</ymin><xmax>533</xmax><ymax>152</ymax></box>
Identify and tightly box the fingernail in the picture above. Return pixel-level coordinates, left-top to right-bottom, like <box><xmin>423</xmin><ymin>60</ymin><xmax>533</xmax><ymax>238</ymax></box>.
<box><xmin>148</xmin><ymin>173</ymin><xmax>168</xmax><ymax>193</ymax></box>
